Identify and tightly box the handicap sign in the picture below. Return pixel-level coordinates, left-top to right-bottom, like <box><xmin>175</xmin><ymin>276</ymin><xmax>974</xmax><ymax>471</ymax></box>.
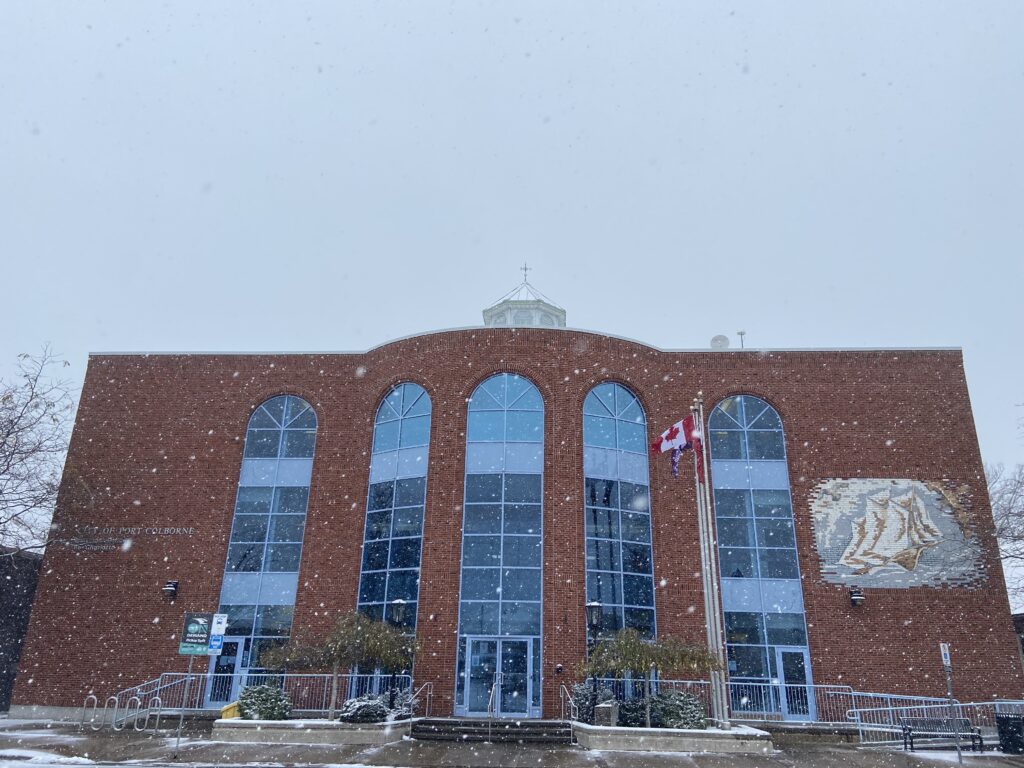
<box><xmin>207</xmin><ymin>612</ymin><xmax>228</xmax><ymax>656</ymax></box>
<box><xmin>208</xmin><ymin>634</ymin><xmax>224</xmax><ymax>654</ymax></box>
<box><xmin>939</xmin><ymin>642</ymin><xmax>952</xmax><ymax>670</ymax></box>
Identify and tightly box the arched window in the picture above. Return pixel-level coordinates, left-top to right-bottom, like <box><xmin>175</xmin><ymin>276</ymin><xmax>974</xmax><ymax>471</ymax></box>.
<box><xmin>455</xmin><ymin>373</ymin><xmax>544</xmax><ymax>717</ymax></box>
<box><xmin>708</xmin><ymin>395</ymin><xmax>813</xmax><ymax>719</ymax></box>
<box><xmin>211</xmin><ymin>395</ymin><xmax>317</xmax><ymax>704</ymax></box>
<box><xmin>583</xmin><ymin>383</ymin><xmax>654</xmax><ymax>638</ymax></box>
<box><xmin>357</xmin><ymin>383</ymin><xmax>432</xmax><ymax>630</ymax></box>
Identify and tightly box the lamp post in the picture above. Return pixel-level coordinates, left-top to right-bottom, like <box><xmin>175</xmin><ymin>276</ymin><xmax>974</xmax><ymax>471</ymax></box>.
<box><xmin>585</xmin><ymin>601</ymin><xmax>602</xmax><ymax>695</ymax></box>
<box><xmin>388</xmin><ymin>599</ymin><xmax>408</xmax><ymax>708</ymax></box>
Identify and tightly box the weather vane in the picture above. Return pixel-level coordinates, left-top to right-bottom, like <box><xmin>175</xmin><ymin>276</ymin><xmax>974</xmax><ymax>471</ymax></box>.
<box><xmin>521</xmin><ymin>262</ymin><xmax>532</xmax><ymax>283</ymax></box>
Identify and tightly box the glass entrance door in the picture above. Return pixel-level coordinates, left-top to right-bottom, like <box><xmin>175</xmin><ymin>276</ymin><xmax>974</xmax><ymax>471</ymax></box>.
<box><xmin>466</xmin><ymin>638</ymin><xmax>532</xmax><ymax>717</ymax></box>
<box><xmin>775</xmin><ymin>647</ymin><xmax>814</xmax><ymax>721</ymax></box>
<box><xmin>205</xmin><ymin>639</ymin><xmax>244</xmax><ymax>707</ymax></box>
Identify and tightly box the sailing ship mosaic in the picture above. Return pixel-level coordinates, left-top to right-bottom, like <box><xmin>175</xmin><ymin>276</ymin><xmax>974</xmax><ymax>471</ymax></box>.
<box><xmin>810</xmin><ymin>478</ymin><xmax>983</xmax><ymax>588</ymax></box>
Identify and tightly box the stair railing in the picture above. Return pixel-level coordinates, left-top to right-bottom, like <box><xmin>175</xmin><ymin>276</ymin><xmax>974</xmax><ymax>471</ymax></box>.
<box><xmin>410</xmin><ymin>681</ymin><xmax>433</xmax><ymax>718</ymax></box>
<box><xmin>559</xmin><ymin>684</ymin><xmax>578</xmax><ymax>744</ymax></box>
<box><xmin>486</xmin><ymin>672</ymin><xmax>501</xmax><ymax>742</ymax></box>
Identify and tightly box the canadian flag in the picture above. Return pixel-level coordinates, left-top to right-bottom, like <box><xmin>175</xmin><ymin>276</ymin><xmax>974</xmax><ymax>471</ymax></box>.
<box><xmin>650</xmin><ymin>414</ymin><xmax>704</xmax><ymax>480</ymax></box>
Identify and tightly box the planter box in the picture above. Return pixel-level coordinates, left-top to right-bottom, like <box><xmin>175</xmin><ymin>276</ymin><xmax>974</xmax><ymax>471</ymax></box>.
<box><xmin>573</xmin><ymin>722</ymin><xmax>773</xmax><ymax>754</ymax></box>
<box><xmin>212</xmin><ymin>717</ymin><xmax>413</xmax><ymax>745</ymax></box>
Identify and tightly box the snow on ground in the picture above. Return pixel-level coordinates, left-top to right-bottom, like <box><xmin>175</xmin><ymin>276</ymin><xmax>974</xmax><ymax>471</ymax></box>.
<box><xmin>0</xmin><ymin>748</ymin><xmax>94</xmax><ymax>764</ymax></box>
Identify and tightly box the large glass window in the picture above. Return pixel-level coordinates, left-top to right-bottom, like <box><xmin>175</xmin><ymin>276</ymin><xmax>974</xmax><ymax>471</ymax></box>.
<box><xmin>583</xmin><ymin>382</ymin><xmax>655</xmax><ymax>638</ymax></box>
<box><xmin>708</xmin><ymin>395</ymin><xmax>810</xmax><ymax>686</ymax></box>
<box><xmin>457</xmin><ymin>373</ymin><xmax>544</xmax><ymax>715</ymax></box>
<box><xmin>357</xmin><ymin>383</ymin><xmax>431</xmax><ymax>630</ymax></box>
<box><xmin>218</xmin><ymin>395</ymin><xmax>316</xmax><ymax>669</ymax></box>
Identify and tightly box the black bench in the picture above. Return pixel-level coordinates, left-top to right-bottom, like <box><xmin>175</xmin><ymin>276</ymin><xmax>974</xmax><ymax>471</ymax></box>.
<box><xmin>899</xmin><ymin>716</ymin><xmax>984</xmax><ymax>752</ymax></box>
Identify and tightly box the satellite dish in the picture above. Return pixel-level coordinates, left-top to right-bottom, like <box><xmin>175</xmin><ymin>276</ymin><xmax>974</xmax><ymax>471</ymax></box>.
<box><xmin>710</xmin><ymin>335</ymin><xmax>730</xmax><ymax>350</ymax></box>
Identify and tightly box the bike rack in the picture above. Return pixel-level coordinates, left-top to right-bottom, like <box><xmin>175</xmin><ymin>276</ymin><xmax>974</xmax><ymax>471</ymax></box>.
<box><xmin>80</xmin><ymin>695</ymin><xmax>98</xmax><ymax>730</ymax></box>
<box><xmin>113</xmin><ymin>696</ymin><xmax>141</xmax><ymax>732</ymax></box>
<box><xmin>141</xmin><ymin>696</ymin><xmax>163</xmax><ymax>732</ymax></box>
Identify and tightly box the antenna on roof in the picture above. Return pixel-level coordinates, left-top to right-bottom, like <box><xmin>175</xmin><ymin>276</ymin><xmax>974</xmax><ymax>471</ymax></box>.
<box><xmin>737</xmin><ymin>330</ymin><xmax>746</xmax><ymax>349</ymax></box>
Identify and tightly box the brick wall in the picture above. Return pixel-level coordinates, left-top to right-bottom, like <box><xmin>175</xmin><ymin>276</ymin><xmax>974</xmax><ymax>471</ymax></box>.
<box><xmin>12</xmin><ymin>330</ymin><xmax>1022</xmax><ymax>714</ymax></box>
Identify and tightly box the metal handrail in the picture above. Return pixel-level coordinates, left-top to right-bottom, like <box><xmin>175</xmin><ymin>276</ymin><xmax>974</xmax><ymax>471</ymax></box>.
<box><xmin>411</xmin><ymin>681</ymin><xmax>433</xmax><ymax>718</ymax></box>
<box><xmin>559</xmin><ymin>684</ymin><xmax>579</xmax><ymax>722</ymax></box>
<box><xmin>486</xmin><ymin>673</ymin><xmax>500</xmax><ymax>742</ymax></box>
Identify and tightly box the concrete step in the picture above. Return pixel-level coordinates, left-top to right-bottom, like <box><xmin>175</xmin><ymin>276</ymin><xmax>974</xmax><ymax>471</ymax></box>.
<box><xmin>411</xmin><ymin>718</ymin><xmax>572</xmax><ymax>744</ymax></box>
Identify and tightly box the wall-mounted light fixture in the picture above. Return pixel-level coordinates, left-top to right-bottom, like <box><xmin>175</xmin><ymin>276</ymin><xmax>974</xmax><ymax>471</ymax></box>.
<box><xmin>849</xmin><ymin>587</ymin><xmax>866</xmax><ymax>607</ymax></box>
<box><xmin>162</xmin><ymin>580</ymin><xmax>179</xmax><ymax>600</ymax></box>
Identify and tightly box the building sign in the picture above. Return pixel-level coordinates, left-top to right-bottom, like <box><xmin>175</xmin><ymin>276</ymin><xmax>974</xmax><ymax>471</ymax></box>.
<box><xmin>179</xmin><ymin>612</ymin><xmax>214</xmax><ymax>655</ymax></box>
<box><xmin>61</xmin><ymin>524</ymin><xmax>198</xmax><ymax>552</ymax></box>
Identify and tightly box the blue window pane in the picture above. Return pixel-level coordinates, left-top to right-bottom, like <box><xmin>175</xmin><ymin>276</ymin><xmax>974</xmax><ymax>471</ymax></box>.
<box><xmin>373</xmin><ymin>420</ymin><xmax>400</xmax><ymax>453</ymax></box>
<box><xmin>748</xmin><ymin>431</ymin><xmax>785</xmax><ymax>460</ymax></box>
<box><xmin>283</xmin><ymin>429</ymin><xmax>316</xmax><ymax>458</ymax></box>
<box><xmin>503</xmin><ymin>504</ymin><xmax>541</xmax><ymax>535</ymax></box>
<box><xmin>509</xmin><ymin>386</ymin><xmax>542</xmax><ymax>411</ymax></box>
<box><xmin>503</xmin><ymin>536</ymin><xmax>542</xmax><ymax>567</ymax></box>
<box><xmin>256</xmin><ymin>605</ymin><xmax>293</xmax><ymax>636</ymax></box>
<box><xmin>620</xmin><ymin>512</ymin><xmax>651</xmax><ymax>543</ymax></box>
<box><xmin>288</xmin><ymin>408</ymin><xmax>317</xmax><ymax>429</ymax></box>
<box><xmin>621</xmin><ymin>542</ymin><xmax>652</xmax><ymax>574</ymax></box>
<box><xmin>753</xmin><ymin>490</ymin><xmax>791</xmax><ymax>518</ymax></box>
<box><xmin>236</xmin><ymin>487</ymin><xmax>273</xmax><ymax>515</ymax></box>
<box><xmin>506</xmin><ymin>411</ymin><xmax>543</xmax><ymax>442</ymax></box>
<box><xmin>504</xmin><ymin>474</ymin><xmax>542</xmax><ymax>503</ymax></box>
<box><xmin>460</xmin><ymin>602</ymin><xmax>500</xmax><ymax>634</ymax></box>
<box><xmin>245</xmin><ymin>430</ymin><xmax>280</xmax><ymax>458</ymax></box>
<box><xmin>464</xmin><ymin>504</ymin><xmax>501</xmax><ymax>534</ymax></box>
<box><xmin>368</xmin><ymin>482</ymin><xmax>394</xmax><ymax>511</ymax></box>
<box><xmin>598</xmin><ymin>607</ymin><xmax>623</xmax><ymax>635</ymax></box>
<box><xmin>619</xmin><ymin>483</ymin><xmax>649</xmax><ymax>513</ymax></box>
<box><xmin>392</xmin><ymin>507</ymin><xmax>423</xmax><ymax>537</ymax></box>
<box><xmin>262</xmin><ymin>397</ymin><xmax>287</xmax><ymax>425</ymax></box>
<box><xmin>624</xmin><ymin>608</ymin><xmax>655</xmax><ymax>637</ymax></box>
<box><xmin>586</xmin><ymin>539</ymin><xmax>620</xmax><ymax>571</ymax></box>
<box><xmin>231</xmin><ymin>515</ymin><xmax>268</xmax><ymax>542</ymax></box>
<box><xmin>720</xmin><ymin>548</ymin><xmax>758</xmax><ymax>579</ymax></box>
<box><xmin>747</xmin><ymin>407</ymin><xmax>782</xmax><ymax>430</ymax></box>
<box><xmin>465</xmin><ymin>474</ymin><xmax>502</xmax><ymax>503</ymax></box>
<box><xmin>386</xmin><ymin>570</ymin><xmax>419</xmax><ymax>602</ymax></box>
<box><xmin>584</xmin><ymin>415</ymin><xmax>616</xmax><ymax>448</ymax></box>
<box><xmin>501</xmin><ymin>602</ymin><xmax>540</xmax><ymax>635</ymax></box>
<box><xmin>462</xmin><ymin>568</ymin><xmax>500</xmax><ymax>600</ymax></box>
<box><xmin>468</xmin><ymin>411</ymin><xmax>504</xmax><ymax>442</ymax></box>
<box><xmin>623</xmin><ymin>574</ymin><xmax>654</xmax><ymax>607</ymax></box>
<box><xmin>502</xmin><ymin>569</ymin><xmax>541</xmax><ymax>601</ymax></box>
<box><xmin>758</xmin><ymin>549</ymin><xmax>799</xmax><ymax>579</ymax></box>
<box><xmin>765</xmin><ymin>613</ymin><xmax>807</xmax><ymax>645</ymax></box>
<box><xmin>618</xmin><ymin>422</ymin><xmax>646</xmax><ymax>453</ymax></box>
<box><xmin>227</xmin><ymin>543</ymin><xmax>263</xmax><ymax>572</ymax></box>
<box><xmin>362</xmin><ymin>541</ymin><xmax>389</xmax><ymax>571</ymax></box>
<box><xmin>728</xmin><ymin>646</ymin><xmax>767</xmax><ymax>679</ymax></box>
<box><xmin>400</xmin><ymin>415</ymin><xmax>430</xmax><ymax>448</ymax></box>
<box><xmin>585</xmin><ymin>479</ymin><xmax>618</xmax><ymax>508</ymax></box>
<box><xmin>396</xmin><ymin>477</ymin><xmax>426</xmax><ymax>506</ymax></box>
<box><xmin>756</xmin><ymin>519</ymin><xmax>795</xmax><ymax>548</ymax></box>
<box><xmin>718</xmin><ymin>518</ymin><xmax>754</xmax><ymax>548</ymax></box>
<box><xmin>266</xmin><ymin>543</ymin><xmax>301</xmax><ymax>572</ymax></box>
<box><xmin>715</xmin><ymin>489</ymin><xmax>751</xmax><ymax>517</ymax></box>
<box><xmin>386</xmin><ymin>601</ymin><xmax>416</xmax><ymax>630</ymax></box>
<box><xmin>464</xmin><ymin>536</ymin><xmax>501</xmax><ymax>567</ymax></box>
<box><xmin>585</xmin><ymin>507</ymin><xmax>620</xmax><ymax>539</ymax></box>
<box><xmin>360</xmin><ymin>603</ymin><xmax>385</xmax><ymax>622</ymax></box>
<box><xmin>390</xmin><ymin>538</ymin><xmax>422</xmax><ymax>569</ymax></box>
<box><xmin>222</xmin><ymin>605</ymin><xmax>256</xmax><ymax>636</ymax></box>
<box><xmin>725</xmin><ymin>612</ymin><xmax>765</xmax><ymax>645</ymax></box>
<box><xmin>274</xmin><ymin>487</ymin><xmax>309</xmax><ymax>515</ymax></box>
<box><xmin>709</xmin><ymin>430</ymin><xmax>745</xmax><ymax>460</ymax></box>
<box><xmin>404</xmin><ymin>386</ymin><xmax>431</xmax><ymax>417</ymax></box>
<box><xmin>587</xmin><ymin>571</ymin><xmax>621</xmax><ymax>604</ymax></box>
<box><xmin>359</xmin><ymin>572</ymin><xmax>386</xmax><ymax>603</ymax></box>
<box><xmin>269</xmin><ymin>515</ymin><xmax>304</xmax><ymax>543</ymax></box>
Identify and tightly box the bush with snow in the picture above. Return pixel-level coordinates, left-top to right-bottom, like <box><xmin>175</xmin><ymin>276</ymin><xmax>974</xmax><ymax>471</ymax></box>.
<box><xmin>238</xmin><ymin>684</ymin><xmax>292</xmax><ymax>720</ymax></box>
<box><xmin>337</xmin><ymin>694</ymin><xmax>389</xmax><ymax>723</ymax></box>
<box><xmin>617</xmin><ymin>689</ymin><xmax>706</xmax><ymax>729</ymax></box>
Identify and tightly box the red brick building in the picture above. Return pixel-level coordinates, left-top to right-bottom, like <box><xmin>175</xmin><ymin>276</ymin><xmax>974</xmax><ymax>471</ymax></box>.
<box><xmin>10</xmin><ymin>293</ymin><xmax>1023</xmax><ymax>720</ymax></box>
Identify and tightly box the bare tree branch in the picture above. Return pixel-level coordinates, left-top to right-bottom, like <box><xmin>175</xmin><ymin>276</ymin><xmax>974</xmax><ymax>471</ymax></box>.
<box><xmin>0</xmin><ymin>346</ymin><xmax>74</xmax><ymax>556</ymax></box>
<box><xmin>987</xmin><ymin>462</ymin><xmax>1024</xmax><ymax>604</ymax></box>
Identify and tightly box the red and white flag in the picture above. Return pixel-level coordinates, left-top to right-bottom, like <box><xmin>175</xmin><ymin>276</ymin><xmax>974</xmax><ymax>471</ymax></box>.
<box><xmin>650</xmin><ymin>414</ymin><xmax>704</xmax><ymax>480</ymax></box>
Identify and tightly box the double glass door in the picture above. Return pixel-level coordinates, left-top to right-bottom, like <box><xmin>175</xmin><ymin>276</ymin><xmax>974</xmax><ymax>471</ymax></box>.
<box><xmin>466</xmin><ymin>638</ymin><xmax>530</xmax><ymax>717</ymax></box>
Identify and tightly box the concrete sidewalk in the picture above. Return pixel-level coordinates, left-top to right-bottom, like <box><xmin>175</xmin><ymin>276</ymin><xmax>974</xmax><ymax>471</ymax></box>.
<box><xmin>2</xmin><ymin>719</ymin><xmax>1024</xmax><ymax>767</ymax></box>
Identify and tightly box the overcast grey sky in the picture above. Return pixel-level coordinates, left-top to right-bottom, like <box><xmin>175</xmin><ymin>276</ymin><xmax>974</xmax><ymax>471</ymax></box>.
<box><xmin>1</xmin><ymin>2</ymin><xmax>1021</xmax><ymax>468</ymax></box>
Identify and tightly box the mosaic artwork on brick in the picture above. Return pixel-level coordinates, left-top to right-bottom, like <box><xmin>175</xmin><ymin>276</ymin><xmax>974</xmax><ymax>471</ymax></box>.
<box><xmin>811</xmin><ymin>478</ymin><xmax>982</xmax><ymax>587</ymax></box>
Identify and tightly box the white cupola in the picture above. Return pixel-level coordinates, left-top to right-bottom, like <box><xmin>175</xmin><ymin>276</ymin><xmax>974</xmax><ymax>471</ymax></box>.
<box><xmin>483</xmin><ymin>266</ymin><xmax>566</xmax><ymax>328</ymax></box>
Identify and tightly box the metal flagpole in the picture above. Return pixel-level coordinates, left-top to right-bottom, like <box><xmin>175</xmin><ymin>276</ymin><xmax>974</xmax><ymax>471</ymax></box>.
<box><xmin>695</xmin><ymin>394</ymin><xmax>730</xmax><ymax>729</ymax></box>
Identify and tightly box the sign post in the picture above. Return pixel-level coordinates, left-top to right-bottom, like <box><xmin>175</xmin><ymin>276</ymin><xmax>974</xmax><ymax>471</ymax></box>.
<box><xmin>174</xmin><ymin>612</ymin><xmax>216</xmax><ymax>758</ymax></box>
<box><xmin>940</xmin><ymin>642</ymin><xmax>962</xmax><ymax>766</ymax></box>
